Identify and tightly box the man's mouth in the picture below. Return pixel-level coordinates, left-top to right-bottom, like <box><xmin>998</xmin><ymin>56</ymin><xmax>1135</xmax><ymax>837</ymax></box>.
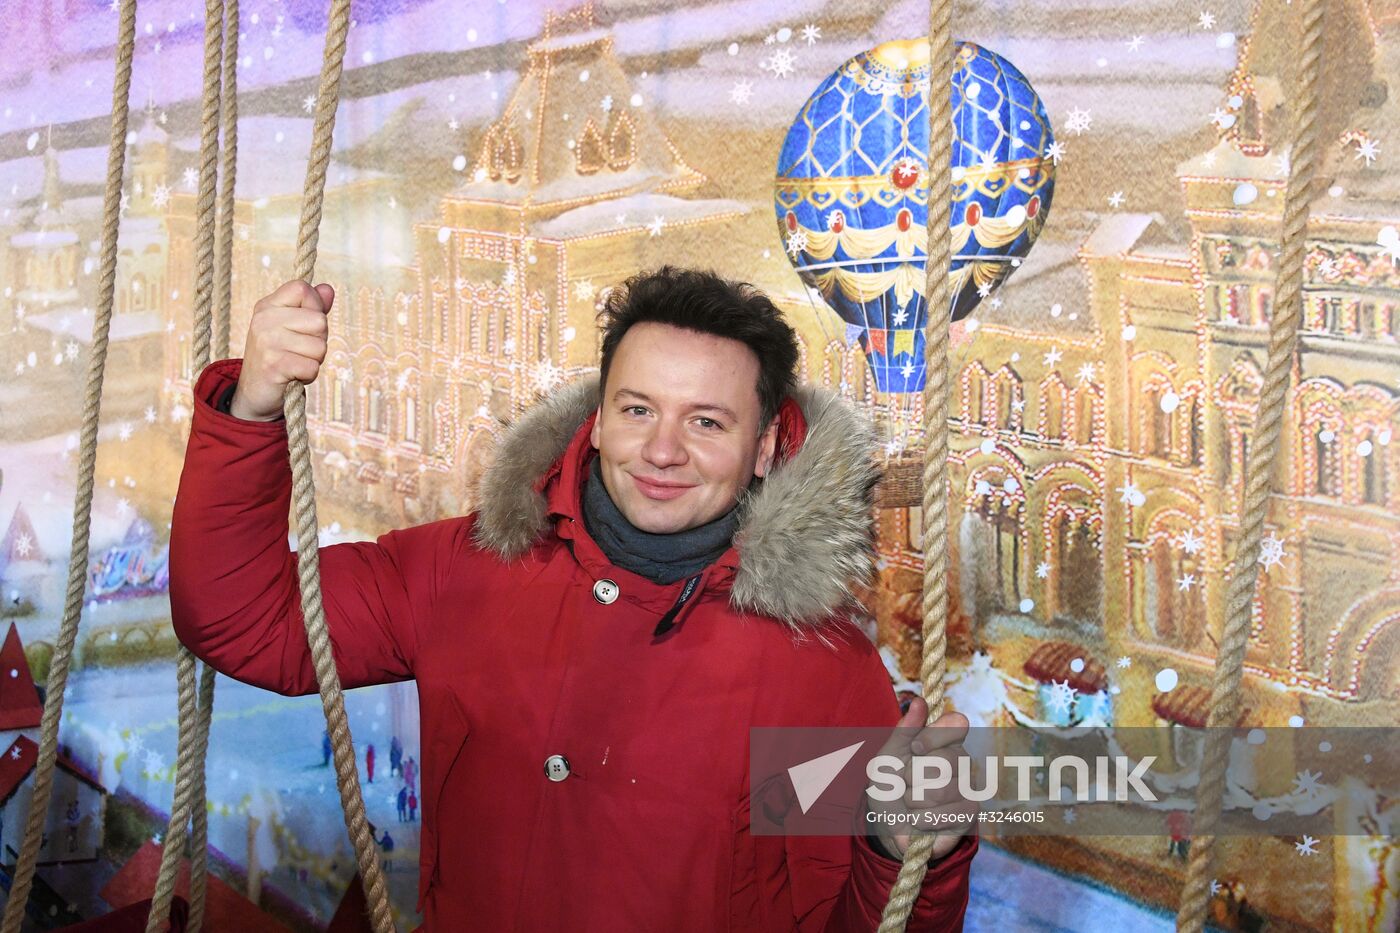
<box><xmin>631</xmin><ymin>474</ymin><xmax>696</xmax><ymax>501</ymax></box>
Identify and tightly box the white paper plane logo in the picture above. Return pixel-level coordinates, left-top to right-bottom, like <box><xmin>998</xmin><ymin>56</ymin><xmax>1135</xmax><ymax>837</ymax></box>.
<box><xmin>787</xmin><ymin>741</ymin><xmax>865</xmax><ymax>814</ymax></box>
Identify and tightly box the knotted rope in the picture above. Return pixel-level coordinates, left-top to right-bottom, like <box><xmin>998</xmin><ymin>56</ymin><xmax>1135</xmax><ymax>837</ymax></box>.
<box><xmin>1175</xmin><ymin>0</ymin><xmax>1323</xmax><ymax>929</ymax></box>
<box><xmin>0</xmin><ymin>1</ymin><xmax>138</xmax><ymax>929</ymax></box>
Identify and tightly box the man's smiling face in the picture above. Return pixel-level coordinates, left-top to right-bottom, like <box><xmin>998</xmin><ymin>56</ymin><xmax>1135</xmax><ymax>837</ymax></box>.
<box><xmin>589</xmin><ymin>322</ymin><xmax>779</xmax><ymax>534</ymax></box>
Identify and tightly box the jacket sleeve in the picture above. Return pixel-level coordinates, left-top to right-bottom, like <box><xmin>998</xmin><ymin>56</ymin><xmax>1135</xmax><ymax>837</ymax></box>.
<box><xmin>169</xmin><ymin>359</ymin><xmax>470</xmax><ymax>697</ymax></box>
<box><xmin>784</xmin><ymin>641</ymin><xmax>978</xmax><ymax>932</ymax></box>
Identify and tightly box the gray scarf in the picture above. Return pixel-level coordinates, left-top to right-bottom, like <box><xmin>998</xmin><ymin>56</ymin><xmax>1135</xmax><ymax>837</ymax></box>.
<box><xmin>581</xmin><ymin>455</ymin><xmax>741</xmax><ymax>585</ymax></box>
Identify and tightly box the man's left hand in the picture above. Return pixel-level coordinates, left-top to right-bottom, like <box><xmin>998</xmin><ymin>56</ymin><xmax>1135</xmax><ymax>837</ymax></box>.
<box><xmin>863</xmin><ymin>697</ymin><xmax>976</xmax><ymax>861</ymax></box>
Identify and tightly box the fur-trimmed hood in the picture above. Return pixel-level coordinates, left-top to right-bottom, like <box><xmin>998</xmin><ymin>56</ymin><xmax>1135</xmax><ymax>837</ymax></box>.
<box><xmin>471</xmin><ymin>374</ymin><xmax>881</xmax><ymax>630</ymax></box>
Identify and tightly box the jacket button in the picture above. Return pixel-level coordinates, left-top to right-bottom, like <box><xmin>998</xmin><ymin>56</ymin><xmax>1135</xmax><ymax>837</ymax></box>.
<box><xmin>592</xmin><ymin>579</ymin><xmax>619</xmax><ymax>604</ymax></box>
<box><xmin>544</xmin><ymin>754</ymin><xmax>571</xmax><ymax>781</ymax></box>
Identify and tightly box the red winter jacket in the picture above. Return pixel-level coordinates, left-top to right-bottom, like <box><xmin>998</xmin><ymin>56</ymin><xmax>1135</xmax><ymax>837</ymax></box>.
<box><xmin>170</xmin><ymin>359</ymin><xmax>976</xmax><ymax>931</ymax></box>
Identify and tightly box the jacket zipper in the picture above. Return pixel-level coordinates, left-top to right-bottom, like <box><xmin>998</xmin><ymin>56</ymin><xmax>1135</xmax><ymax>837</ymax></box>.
<box><xmin>653</xmin><ymin>573</ymin><xmax>703</xmax><ymax>637</ymax></box>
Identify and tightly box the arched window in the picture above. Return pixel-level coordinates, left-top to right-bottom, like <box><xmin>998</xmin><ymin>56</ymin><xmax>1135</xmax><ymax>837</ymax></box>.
<box><xmin>368</xmin><ymin>384</ymin><xmax>386</xmax><ymax>434</ymax></box>
<box><xmin>961</xmin><ymin>487</ymin><xmax>1024</xmax><ymax>620</ymax></box>
<box><xmin>489</xmin><ymin>125</ymin><xmax>523</xmax><ymax>183</ymax></box>
<box><xmin>1053</xmin><ymin>512</ymin><xmax>1102</xmax><ymax>624</ymax></box>
<box><xmin>1185</xmin><ymin>396</ymin><xmax>1203</xmax><ymax>466</ymax></box>
<box><xmin>962</xmin><ymin>366</ymin><xmax>987</xmax><ymax>424</ymax></box>
<box><xmin>1237</xmin><ymin>91</ymin><xmax>1263</xmax><ymax>150</ymax></box>
<box><xmin>130</xmin><ymin>273</ymin><xmax>148</xmax><ymax>312</ymax></box>
<box><xmin>1074</xmin><ymin>387</ymin><xmax>1099</xmax><ymax>445</ymax></box>
<box><xmin>987</xmin><ymin>497</ymin><xmax>1022</xmax><ymax>609</ymax></box>
<box><xmin>1141</xmin><ymin>381</ymin><xmax>1173</xmax><ymax>458</ymax></box>
<box><xmin>993</xmin><ymin>367</ymin><xmax>1023</xmax><ymax>431</ymax></box>
<box><xmin>1314</xmin><ymin>424</ymin><xmax>1340</xmax><ymax>496</ymax></box>
<box><xmin>1145</xmin><ymin>536</ymin><xmax>1206</xmax><ymax>648</ymax></box>
<box><xmin>335</xmin><ymin>369</ymin><xmax>352</xmax><ymax>424</ymax></box>
<box><xmin>1362</xmin><ymin>432</ymin><xmax>1388</xmax><ymax>505</ymax></box>
<box><xmin>1227</xmin><ymin>428</ymin><xmax>1252</xmax><ymax>486</ymax></box>
<box><xmin>502</xmin><ymin>131</ymin><xmax>523</xmax><ymax>182</ymax></box>
<box><xmin>405</xmin><ymin>395</ymin><xmax>419</xmax><ymax>444</ymax></box>
<box><xmin>1039</xmin><ymin>377</ymin><xmax>1066</xmax><ymax>439</ymax></box>
<box><xmin>575</xmin><ymin>120</ymin><xmax>605</xmax><ymax>175</ymax></box>
<box><xmin>607</xmin><ymin>112</ymin><xmax>637</xmax><ymax>172</ymax></box>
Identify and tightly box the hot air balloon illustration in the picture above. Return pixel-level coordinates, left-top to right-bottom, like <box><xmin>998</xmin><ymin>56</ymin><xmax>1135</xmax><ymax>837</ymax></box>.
<box><xmin>775</xmin><ymin>38</ymin><xmax>1055</xmax><ymax>393</ymax></box>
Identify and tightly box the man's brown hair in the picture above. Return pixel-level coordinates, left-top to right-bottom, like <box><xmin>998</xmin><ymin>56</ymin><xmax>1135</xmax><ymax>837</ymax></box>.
<box><xmin>596</xmin><ymin>266</ymin><xmax>800</xmax><ymax>429</ymax></box>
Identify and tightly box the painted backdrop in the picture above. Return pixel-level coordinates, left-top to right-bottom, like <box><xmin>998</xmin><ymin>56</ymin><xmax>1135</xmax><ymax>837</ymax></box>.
<box><xmin>0</xmin><ymin>0</ymin><xmax>1397</xmax><ymax>930</ymax></box>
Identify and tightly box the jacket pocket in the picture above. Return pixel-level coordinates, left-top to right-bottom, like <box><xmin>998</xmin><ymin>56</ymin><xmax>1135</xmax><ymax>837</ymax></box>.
<box><xmin>416</xmin><ymin>683</ymin><xmax>471</xmax><ymax>915</ymax></box>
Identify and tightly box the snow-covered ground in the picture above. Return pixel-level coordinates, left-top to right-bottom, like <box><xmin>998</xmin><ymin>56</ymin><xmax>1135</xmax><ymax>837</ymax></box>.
<box><xmin>967</xmin><ymin>843</ymin><xmax>1176</xmax><ymax>931</ymax></box>
<box><xmin>61</xmin><ymin>660</ymin><xmax>423</xmax><ymax>927</ymax></box>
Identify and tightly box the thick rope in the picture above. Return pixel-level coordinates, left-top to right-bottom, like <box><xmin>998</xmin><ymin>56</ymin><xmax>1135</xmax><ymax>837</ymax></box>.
<box><xmin>187</xmin><ymin>664</ymin><xmax>218</xmax><ymax>932</ymax></box>
<box><xmin>214</xmin><ymin>0</ymin><xmax>239</xmax><ymax>362</ymax></box>
<box><xmin>0</xmin><ymin>3</ymin><xmax>138</xmax><ymax>930</ymax></box>
<box><xmin>284</xmin><ymin>2</ymin><xmax>395</xmax><ymax>929</ymax></box>
<box><xmin>1174</xmin><ymin>1</ymin><xmax>1324</xmax><ymax>929</ymax></box>
<box><xmin>146</xmin><ymin>3</ymin><xmax>226</xmax><ymax>929</ymax></box>
<box><xmin>879</xmin><ymin>3</ymin><xmax>954</xmax><ymax>930</ymax></box>
<box><xmin>187</xmin><ymin>0</ymin><xmax>222</xmax><ymax>372</ymax></box>
<box><xmin>145</xmin><ymin>652</ymin><xmax>199</xmax><ymax>932</ymax></box>
<box><xmin>189</xmin><ymin>3</ymin><xmax>237</xmax><ymax>928</ymax></box>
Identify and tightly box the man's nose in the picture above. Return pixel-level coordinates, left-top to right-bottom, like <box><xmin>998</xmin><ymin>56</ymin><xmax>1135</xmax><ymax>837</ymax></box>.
<box><xmin>641</xmin><ymin>419</ymin><xmax>688</xmax><ymax>468</ymax></box>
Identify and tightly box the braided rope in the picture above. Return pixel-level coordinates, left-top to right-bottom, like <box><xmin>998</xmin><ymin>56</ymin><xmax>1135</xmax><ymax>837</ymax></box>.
<box><xmin>878</xmin><ymin>3</ymin><xmax>955</xmax><ymax>929</ymax></box>
<box><xmin>284</xmin><ymin>2</ymin><xmax>395</xmax><ymax>929</ymax></box>
<box><xmin>1174</xmin><ymin>1</ymin><xmax>1324</xmax><ymax>929</ymax></box>
<box><xmin>146</xmin><ymin>3</ymin><xmax>226</xmax><ymax>929</ymax></box>
<box><xmin>146</xmin><ymin>652</ymin><xmax>199</xmax><ymax>931</ymax></box>
<box><xmin>214</xmin><ymin>0</ymin><xmax>239</xmax><ymax>362</ymax></box>
<box><xmin>189</xmin><ymin>3</ymin><xmax>237</xmax><ymax>927</ymax></box>
<box><xmin>187</xmin><ymin>664</ymin><xmax>218</xmax><ymax>932</ymax></box>
<box><xmin>0</xmin><ymin>3</ymin><xmax>138</xmax><ymax>930</ymax></box>
<box><xmin>187</xmin><ymin>0</ymin><xmax>222</xmax><ymax>372</ymax></box>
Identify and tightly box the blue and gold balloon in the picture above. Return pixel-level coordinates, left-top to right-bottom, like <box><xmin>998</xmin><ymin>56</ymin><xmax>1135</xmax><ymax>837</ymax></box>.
<box><xmin>775</xmin><ymin>38</ymin><xmax>1055</xmax><ymax>393</ymax></box>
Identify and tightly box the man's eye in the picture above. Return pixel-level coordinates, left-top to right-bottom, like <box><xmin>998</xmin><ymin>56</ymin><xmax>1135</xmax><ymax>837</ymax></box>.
<box><xmin>624</xmin><ymin>406</ymin><xmax>648</xmax><ymax>416</ymax></box>
<box><xmin>697</xmin><ymin>418</ymin><xmax>722</xmax><ymax>430</ymax></box>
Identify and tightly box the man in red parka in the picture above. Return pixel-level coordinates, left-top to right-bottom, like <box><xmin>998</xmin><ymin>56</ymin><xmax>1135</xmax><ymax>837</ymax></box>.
<box><xmin>170</xmin><ymin>266</ymin><xmax>977</xmax><ymax>930</ymax></box>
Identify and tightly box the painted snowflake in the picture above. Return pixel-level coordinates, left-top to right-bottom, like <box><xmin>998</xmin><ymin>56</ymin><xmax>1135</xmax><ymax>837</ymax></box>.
<box><xmin>1063</xmin><ymin>107</ymin><xmax>1092</xmax><ymax>136</ymax></box>
<box><xmin>1045</xmin><ymin>679</ymin><xmax>1076</xmax><ymax>716</ymax></box>
<box><xmin>764</xmin><ymin>49</ymin><xmax>796</xmax><ymax>78</ymax></box>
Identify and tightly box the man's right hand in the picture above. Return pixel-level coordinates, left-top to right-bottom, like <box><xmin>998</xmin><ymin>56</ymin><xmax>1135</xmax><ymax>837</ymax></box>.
<box><xmin>230</xmin><ymin>280</ymin><xmax>335</xmax><ymax>421</ymax></box>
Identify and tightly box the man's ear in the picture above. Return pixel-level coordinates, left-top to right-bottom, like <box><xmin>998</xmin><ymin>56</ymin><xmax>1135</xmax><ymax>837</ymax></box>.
<box><xmin>754</xmin><ymin>416</ymin><xmax>780</xmax><ymax>478</ymax></box>
<box><xmin>589</xmin><ymin>407</ymin><xmax>602</xmax><ymax>449</ymax></box>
